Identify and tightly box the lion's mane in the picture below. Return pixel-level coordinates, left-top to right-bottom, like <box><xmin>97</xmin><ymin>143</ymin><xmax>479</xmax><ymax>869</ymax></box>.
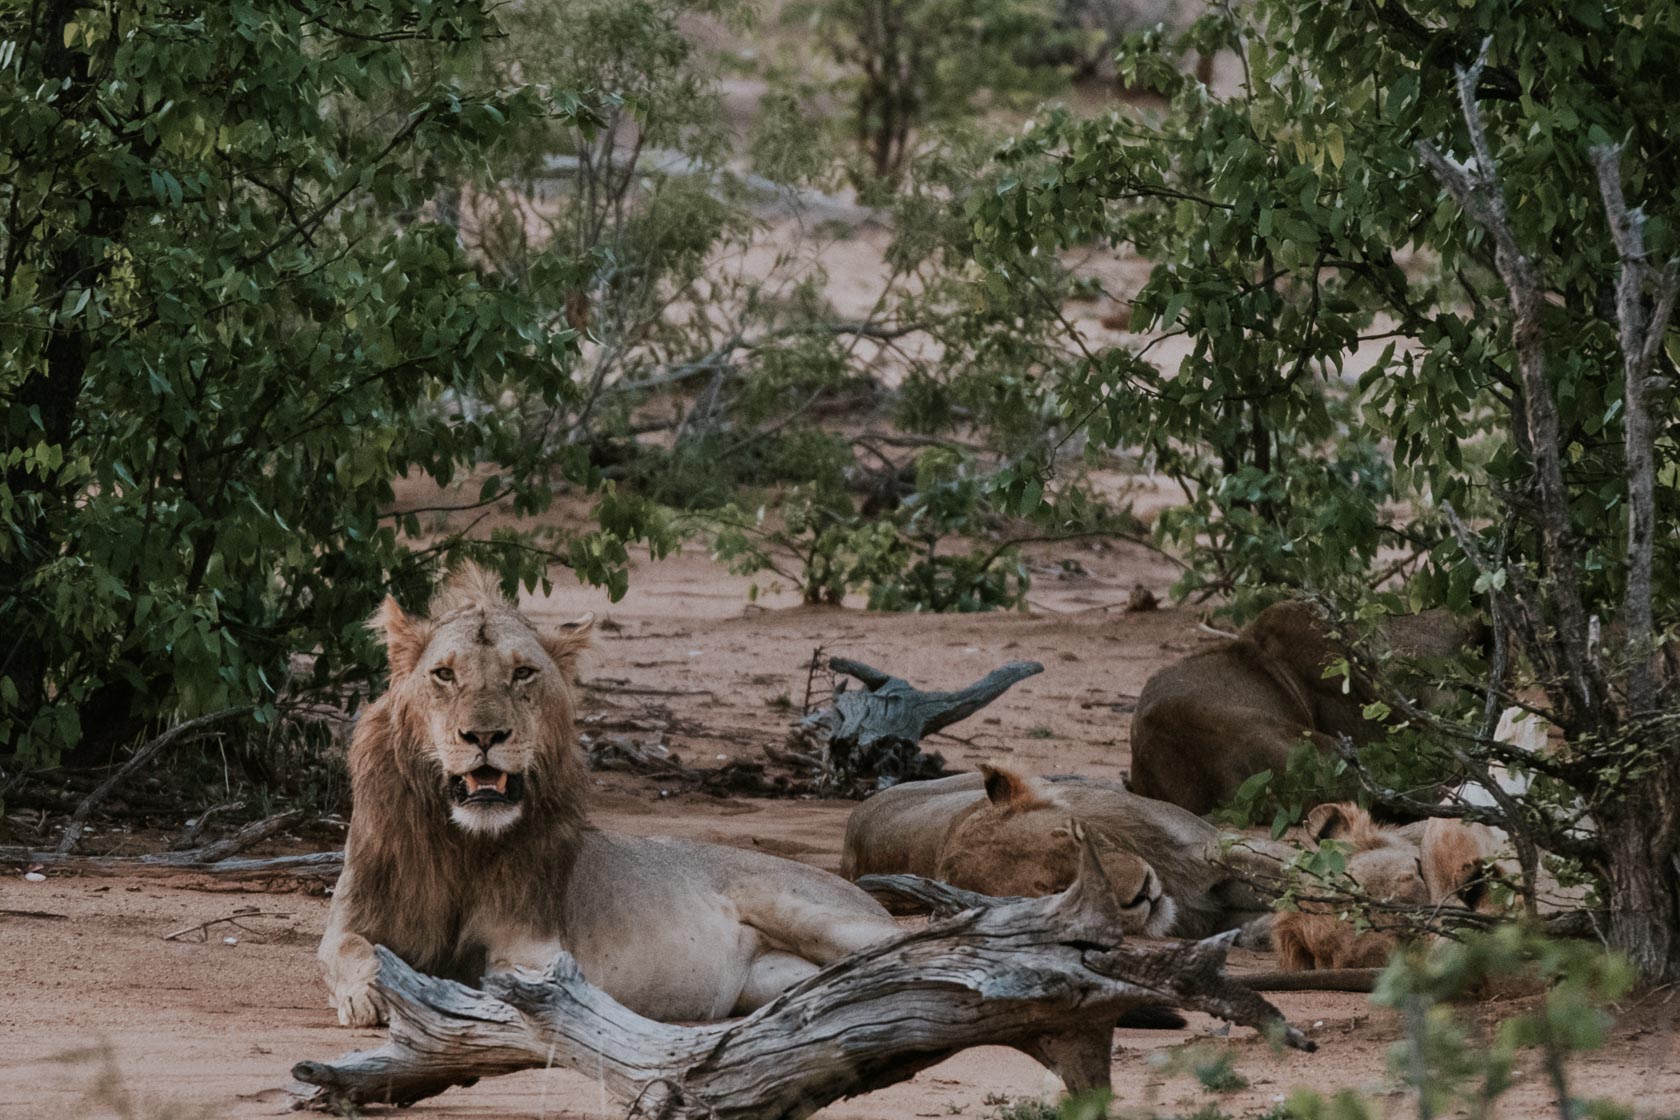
<box><xmin>340</xmin><ymin>572</ymin><xmax>592</xmax><ymax>982</ymax></box>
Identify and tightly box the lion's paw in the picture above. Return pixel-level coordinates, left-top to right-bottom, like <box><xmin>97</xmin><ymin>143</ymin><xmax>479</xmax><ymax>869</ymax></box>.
<box><xmin>332</xmin><ymin>981</ymin><xmax>386</xmax><ymax>1028</ymax></box>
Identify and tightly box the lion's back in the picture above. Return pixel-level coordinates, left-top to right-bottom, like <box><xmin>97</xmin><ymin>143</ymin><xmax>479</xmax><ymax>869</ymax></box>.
<box><xmin>840</xmin><ymin>773</ymin><xmax>986</xmax><ymax>880</ymax></box>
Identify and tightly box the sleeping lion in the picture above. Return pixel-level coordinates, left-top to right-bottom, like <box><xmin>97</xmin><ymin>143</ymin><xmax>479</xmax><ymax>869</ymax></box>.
<box><xmin>318</xmin><ymin>564</ymin><xmax>900</xmax><ymax>1027</ymax></box>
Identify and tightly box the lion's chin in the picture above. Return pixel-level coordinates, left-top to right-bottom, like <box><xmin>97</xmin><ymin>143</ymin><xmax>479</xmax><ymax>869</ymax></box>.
<box><xmin>1143</xmin><ymin>894</ymin><xmax>1179</xmax><ymax>938</ymax></box>
<box><xmin>450</xmin><ymin>800</ymin><xmax>525</xmax><ymax>836</ymax></box>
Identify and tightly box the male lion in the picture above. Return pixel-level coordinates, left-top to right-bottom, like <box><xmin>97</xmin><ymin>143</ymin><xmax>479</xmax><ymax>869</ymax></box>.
<box><xmin>842</xmin><ymin>765</ymin><xmax>1285</xmax><ymax>939</ymax></box>
<box><xmin>318</xmin><ymin>564</ymin><xmax>901</xmax><ymax>1027</ymax></box>
<box><xmin>1130</xmin><ymin>601</ymin><xmax>1481</xmax><ymax>816</ymax></box>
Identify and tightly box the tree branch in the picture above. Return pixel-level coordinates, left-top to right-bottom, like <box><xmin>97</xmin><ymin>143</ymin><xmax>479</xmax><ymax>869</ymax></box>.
<box><xmin>1415</xmin><ymin>38</ymin><xmax>1604</xmax><ymax>730</ymax></box>
<box><xmin>1592</xmin><ymin>143</ymin><xmax>1678</xmax><ymax>715</ymax></box>
<box><xmin>52</xmin><ymin>708</ymin><xmax>255</xmax><ymax>855</ymax></box>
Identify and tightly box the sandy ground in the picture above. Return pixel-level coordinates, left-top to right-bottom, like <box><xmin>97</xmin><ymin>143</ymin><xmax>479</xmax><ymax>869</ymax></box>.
<box><xmin>6</xmin><ymin>539</ymin><xmax>1680</xmax><ymax>1120</ymax></box>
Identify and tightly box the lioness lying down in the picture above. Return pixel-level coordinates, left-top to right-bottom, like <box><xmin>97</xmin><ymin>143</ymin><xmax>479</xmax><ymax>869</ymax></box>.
<box><xmin>319</xmin><ymin>565</ymin><xmax>900</xmax><ymax>1026</ymax></box>
<box><xmin>842</xmin><ymin>765</ymin><xmax>1286</xmax><ymax>939</ymax></box>
<box><xmin>1131</xmin><ymin>601</ymin><xmax>1481</xmax><ymax>815</ymax></box>
<box><xmin>1273</xmin><ymin>802</ymin><xmax>1506</xmax><ymax>970</ymax></box>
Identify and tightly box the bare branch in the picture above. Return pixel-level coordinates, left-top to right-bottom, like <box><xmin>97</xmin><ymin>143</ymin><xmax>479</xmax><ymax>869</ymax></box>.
<box><xmin>53</xmin><ymin>708</ymin><xmax>255</xmax><ymax>855</ymax></box>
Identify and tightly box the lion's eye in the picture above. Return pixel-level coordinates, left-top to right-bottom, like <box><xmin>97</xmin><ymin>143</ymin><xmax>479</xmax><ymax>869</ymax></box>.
<box><xmin>512</xmin><ymin>666</ymin><xmax>537</xmax><ymax>683</ymax></box>
<box><xmin>431</xmin><ymin>666</ymin><xmax>455</xmax><ymax>684</ymax></box>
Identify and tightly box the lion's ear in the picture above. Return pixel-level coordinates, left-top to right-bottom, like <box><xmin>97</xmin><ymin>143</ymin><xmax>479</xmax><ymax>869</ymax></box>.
<box><xmin>1303</xmin><ymin>801</ymin><xmax>1376</xmax><ymax>848</ymax></box>
<box><xmin>542</xmin><ymin>612</ymin><xmax>595</xmax><ymax>681</ymax></box>
<box><xmin>980</xmin><ymin>764</ymin><xmax>1049</xmax><ymax>814</ymax></box>
<box><xmin>371</xmin><ymin>596</ymin><xmax>432</xmax><ymax>679</ymax></box>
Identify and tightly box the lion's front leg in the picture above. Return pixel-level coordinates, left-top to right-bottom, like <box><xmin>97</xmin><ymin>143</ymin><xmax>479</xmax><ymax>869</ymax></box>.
<box><xmin>483</xmin><ymin>935</ymin><xmax>570</xmax><ymax>981</ymax></box>
<box><xmin>319</xmin><ymin>856</ymin><xmax>385</xmax><ymax>1028</ymax></box>
<box><xmin>319</xmin><ymin>927</ymin><xmax>385</xmax><ymax>1027</ymax></box>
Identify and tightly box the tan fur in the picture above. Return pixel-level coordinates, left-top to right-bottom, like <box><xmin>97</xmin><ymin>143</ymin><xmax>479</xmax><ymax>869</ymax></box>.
<box><xmin>1274</xmin><ymin>803</ymin><xmax>1503</xmax><ymax>971</ymax></box>
<box><xmin>1130</xmin><ymin>601</ymin><xmax>1481</xmax><ymax>815</ymax></box>
<box><xmin>320</xmin><ymin>564</ymin><xmax>899</xmax><ymax>1027</ymax></box>
<box><xmin>842</xmin><ymin>766</ymin><xmax>1289</xmax><ymax>938</ymax></box>
<box><xmin>936</xmin><ymin>766</ymin><xmax>1173</xmax><ymax>936</ymax></box>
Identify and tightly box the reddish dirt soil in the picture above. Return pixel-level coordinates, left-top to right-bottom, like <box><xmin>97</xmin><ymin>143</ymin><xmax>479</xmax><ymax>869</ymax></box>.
<box><xmin>5</xmin><ymin>540</ymin><xmax>1679</xmax><ymax>1119</ymax></box>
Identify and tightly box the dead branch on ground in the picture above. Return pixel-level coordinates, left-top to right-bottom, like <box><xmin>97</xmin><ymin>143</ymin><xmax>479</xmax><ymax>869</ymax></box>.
<box><xmin>805</xmin><ymin>658</ymin><xmax>1044</xmax><ymax>796</ymax></box>
<box><xmin>52</xmin><ymin>708</ymin><xmax>255</xmax><ymax>855</ymax></box>
<box><xmin>1</xmin><ymin>848</ymin><xmax>342</xmax><ymax>881</ymax></box>
<box><xmin>162</xmin><ymin>906</ymin><xmax>296</xmax><ymax>943</ymax></box>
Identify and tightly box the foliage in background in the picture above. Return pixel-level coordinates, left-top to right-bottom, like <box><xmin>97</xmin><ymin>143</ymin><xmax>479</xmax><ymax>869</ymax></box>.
<box><xmin>1362</xmin><ymin>927</ymin><xmax>1634</xmax><ymax>1120</ymax></box>
<box><xmin>709</xmin><ymin>449</ymin><xmax>1032</xmax><ymax>611</ymax></box>
<box><xmin>973</xmin><ymin>0</ymin><xmax>1679</xmax><ymax>611</ymax></box>
<box><xmin>0</xmin><ymin>0</ymin><xmax>673</xmax><ymax>768</ymax></box>
<box><xmin>795</xmin><ymin>0</ymin><xmax>1070</xmax><ymax>182</ymax></box>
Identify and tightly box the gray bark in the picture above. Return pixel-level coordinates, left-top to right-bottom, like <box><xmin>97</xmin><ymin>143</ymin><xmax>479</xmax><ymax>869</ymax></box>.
<box><xmin>810</xmin><ymin>658</ymin><xmax>1043</xmax><ymax>795</ymax></box>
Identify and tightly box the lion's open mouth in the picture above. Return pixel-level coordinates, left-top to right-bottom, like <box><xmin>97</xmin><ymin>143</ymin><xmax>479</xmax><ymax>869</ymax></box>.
<box><xmin>449</xmin><ymin>766</ymin><xmax>525</xmax><ymax>806</ymax></box>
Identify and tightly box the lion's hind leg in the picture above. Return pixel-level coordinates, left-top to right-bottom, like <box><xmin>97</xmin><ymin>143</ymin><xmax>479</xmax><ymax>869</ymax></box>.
<box><xmin>732</xmin><ymin>950</ymin><xmax>821</xmax><ymax>1014</ymax></box>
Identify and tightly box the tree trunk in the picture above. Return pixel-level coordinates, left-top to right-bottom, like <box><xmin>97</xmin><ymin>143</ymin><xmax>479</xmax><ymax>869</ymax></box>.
<box><xmin>1600</xmin><ymin>776</ymin><xmax>1680</xmax><ymax>983</ymax></box>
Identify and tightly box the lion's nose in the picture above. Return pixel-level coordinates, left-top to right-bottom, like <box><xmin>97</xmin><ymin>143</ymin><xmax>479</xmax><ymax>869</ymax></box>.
<box><xmin>458</xmin><ymin>728</ymin><xmax>512</xmax><ymax>749</ymax></box>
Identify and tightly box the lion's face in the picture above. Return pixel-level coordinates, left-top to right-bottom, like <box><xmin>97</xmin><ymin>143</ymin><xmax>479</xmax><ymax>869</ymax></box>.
<box><xmin>935</xmin><ymin>765</ymin><xmax>1177</xmax><ymax>937</ymax></box>
<box><xmin>373</xmin><ymin>565</ymin><xmax>593</xmax><ymax>838</ymax></box>
<box><xmin>939</xmin><ymin>804</ymin><xmax>1175</xmax><ymax>937</ymax></box>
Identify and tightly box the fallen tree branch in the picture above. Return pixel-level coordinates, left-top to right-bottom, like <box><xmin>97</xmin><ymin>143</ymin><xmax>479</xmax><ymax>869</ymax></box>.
<box><xmin>290</xmin><ymin>838</ymin><xmax>1310</xmax><ymax>1115</ymax></box>
<box><xmin>52</xmin><ymin>708</ymin><xmax>255</xmax><ymax>855</ymax></box>
<box><xmin>858</xmin><ymin>872</ymin><xmax>1014</xmax><ymax>916</ymax></box>
<box><xmin>582</xmin><ymin>678</ymin><xmax>717</xmax><ymax>699</ymax></box>
<box><xmin>163</xmin><ymin>907</ymin><xmax>295</xmax><ymax>943</ymax></box>
<box><xmin>0</xmin><ymin>848</ymin><xmax>343</xmax><ymax>880</ymax></box>
<box><xmin>809</xmin><ymin>658</ymin><xmax>1044</xmax><ymax>795</ymax></box>
<box><xmin>1234</xmin><ymin>968</ymin><xmax>1381</xmax><ymax>993</ymax></box>
<box><xmin>177</xmin><ymin>808</ymin><xmax>308</xmax><ymax>863</ymax></box>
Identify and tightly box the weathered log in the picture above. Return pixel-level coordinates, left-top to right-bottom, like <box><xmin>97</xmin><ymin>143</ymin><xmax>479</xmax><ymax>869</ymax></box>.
<box><xmin>0</xmin><ymin>846</ymin><xmax>342</xmax><ymax>880</ymax></box>
<box><xmin>858</xmin><ymin>871</ymin><xmax>1018</xmax><ymax>915</ymax></box>
<box><xmin>809</xmin><ymin>657</ymin><xmax>1044</xmax><ymax>795</ymax></box>
<box><xmin>855</xmin><ymin>877</ymin><xmax>1374</xmax><ymax>991</ymax></box>
<box><xmin>1233</xmin><ymin>968</ymin><xmax>1381</xmax><ymax>993</ymax></box>
<box><xmin>290</xmin><ymin>834</ymin><xmax>1311</xmax><ymax>1115</ymax></box>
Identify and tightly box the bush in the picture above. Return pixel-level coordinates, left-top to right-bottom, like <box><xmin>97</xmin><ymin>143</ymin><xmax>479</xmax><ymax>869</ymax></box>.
<box><xmin>0</xmin><ymin>1</ymin><xmax>668</xmax><ymax>766</ymax></box>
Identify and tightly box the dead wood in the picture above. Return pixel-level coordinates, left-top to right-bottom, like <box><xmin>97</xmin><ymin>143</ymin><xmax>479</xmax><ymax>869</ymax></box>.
<box><xmin>583</xmin><ymin>678</ymin><xmax>717</xmax><ymax>699</ymax></box>
<box><xmin>290</xmin><ymin>835</ymin><xmax>1309</xmax><ymax>1115</ymax></box>
<box><xmin>176</xmin><ymin>808</ymin><xmax>307</xmax><ymax>862</ymax></box>
<box><xmin>162</xmin><ymin>907</ymin><xmax>296</xmax><ymax>943</ymax></box>
<box><xmin>52</xmin><ymin>708</ymin><xmax>254</xmax><ymax>855</ymax></box>
<box><xmin>858</xmin><ymin>872</ymin><xmax>1013</xmax><ymax>916</ymax></box>
<box><xmin>807</xmin><ymin>658</ymin><xmax>1044</xmax><ymax>795</ymax></box>
<box><xmin>585</xmin><ymin>733</ymin><xmax>815</xmax><ymax>798</ymax></box>
<box><xmin>171</xmin><ymin>799</ymin><xmax>245</xmax><ymax>850</ymax></box>
<box><xmin>0</xmin><ymin>847</ymin><xmax>342</xmax><ymax>881</ymax></box>
<box><xmin>1233</xmin><ymin>969</ymin><xmax>1380</xmax><ymax>993</ymax></box>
